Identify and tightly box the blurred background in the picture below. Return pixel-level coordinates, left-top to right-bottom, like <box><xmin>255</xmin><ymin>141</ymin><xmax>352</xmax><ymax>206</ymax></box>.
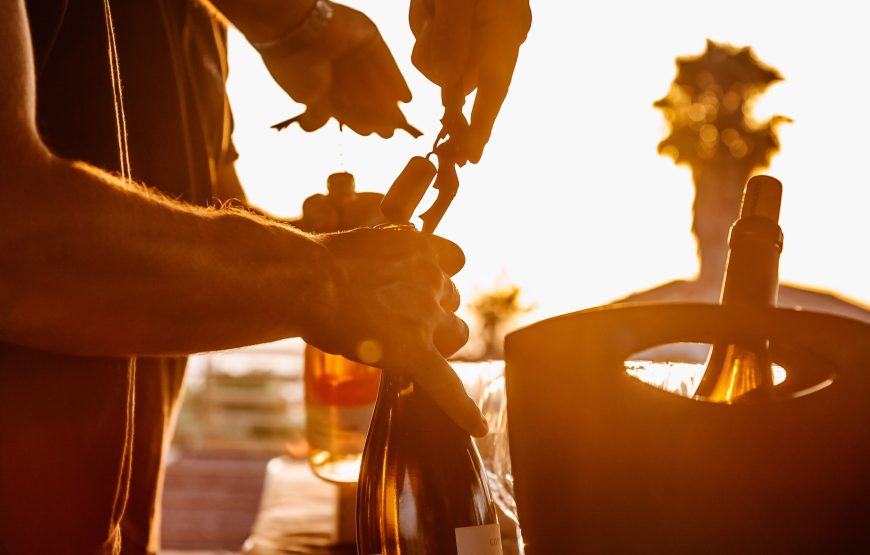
<box><xmin>225</xmin><ymin>0</ymin><xmax>869</xmax><ymax>322</ymax></box>
<box><xmin>164</xmin><ymin>1</ymin><xmax>869</xmax><ymax>551</ymax></box>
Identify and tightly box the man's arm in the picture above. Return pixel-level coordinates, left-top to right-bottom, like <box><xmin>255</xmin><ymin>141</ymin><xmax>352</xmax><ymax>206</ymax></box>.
<box><xmin>204</xmin><ymin>0</ymin><xmax>317</xmax><ymax>45</ymax></box>
<box><xmin>0</xmin><ymin>0</ymin><xmax>337</xmax><ymax>356</ymax></box>
<box><xmin>410</xmin><ymin>0</ymin><xmax>531</xmax><ymax>164</ymax></box>
<box><xmin>206</xmin><ymin>0</ymin><xmax>418</xmax><ymax>137</ymax></box>
<box><xmin>1</xmin><ymin>0</ymin><xmax>484</xmax><ymax>435</ymax></box>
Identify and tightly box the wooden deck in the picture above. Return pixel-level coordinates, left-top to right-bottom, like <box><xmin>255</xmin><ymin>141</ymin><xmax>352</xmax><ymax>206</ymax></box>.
<box><xmin>161</xmin><ymin>452</ymin><xmax>271</xmax><ymax>552</ymax></box>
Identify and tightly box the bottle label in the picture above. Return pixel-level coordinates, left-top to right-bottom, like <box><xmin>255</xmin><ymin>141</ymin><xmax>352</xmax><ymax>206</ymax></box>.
<box><xmin>305</xmin><ymin>401</ymin><xmax>374</xmax><ymax>454</ymax></box>
<box><xmin>455</xmin><ymin>523</ymin><xmax>503</xmax><ymax>554</ymax></box>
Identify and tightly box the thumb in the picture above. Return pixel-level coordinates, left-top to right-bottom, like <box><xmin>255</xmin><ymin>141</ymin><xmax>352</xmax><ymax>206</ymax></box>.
<box><xmin>301</xmin><ymin>194</ymin><xmax>339</xmax><ymax>232</ymax></box>
<box><xmin>294</xmin><ymin>102</ymin><xmax>332</xmax><ymax>132</ymax></box>
<box><xmin>412</xmin><ymin>0</ymin><xmax>475</xmax><ymax>85</ymax></box>
<box><xmin>401</xmin><ymin>348</ymin><xmax>489</xmax><ymax>438</ymax></box>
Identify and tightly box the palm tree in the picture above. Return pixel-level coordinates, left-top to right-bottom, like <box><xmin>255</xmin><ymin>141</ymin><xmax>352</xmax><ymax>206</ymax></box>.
<box><xmin>655</xmin><ymin>39</ymin><xmax>790</xmax><ymax>288</ymax></box>
<box><xmin>617</xmin><ymin>40</ymin><xmax>868</xmax><ymax>331</ymax></box>
<box><xmin>469</xmin><ymin>284</ymin><xmax>534</xmax><ymax>360</ymax></box>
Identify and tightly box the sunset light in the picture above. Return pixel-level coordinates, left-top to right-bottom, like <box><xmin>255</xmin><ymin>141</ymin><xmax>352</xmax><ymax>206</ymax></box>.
<box><xmin>225</xmin><ymin>0</ymin><xmax>869</xmax><ymax>324</ymax></box>
<box><xmin>9</xmin><ymin>1</ymin><xmax>869</xmax><ymax>552</ymax></box>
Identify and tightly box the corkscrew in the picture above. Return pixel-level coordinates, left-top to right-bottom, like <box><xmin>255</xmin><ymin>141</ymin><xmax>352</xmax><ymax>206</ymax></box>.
<box><xmin>381</xmin><ymin>86</ymin><xmax>467</xmax><ymax>233</ymax></box>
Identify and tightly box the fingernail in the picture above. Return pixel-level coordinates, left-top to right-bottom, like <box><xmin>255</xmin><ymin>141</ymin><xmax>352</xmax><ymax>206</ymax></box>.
<box><xmin>473</xmin><ymin>411</ymin><xmax>489</xmax><ymax>438</ymax></box>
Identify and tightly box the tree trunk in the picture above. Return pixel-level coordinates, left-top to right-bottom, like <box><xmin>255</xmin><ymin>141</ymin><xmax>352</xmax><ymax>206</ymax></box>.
<box><xmin>691</xmin><ymin>165</ymin><xmax>751</xmax><ymax>289</ymax></box>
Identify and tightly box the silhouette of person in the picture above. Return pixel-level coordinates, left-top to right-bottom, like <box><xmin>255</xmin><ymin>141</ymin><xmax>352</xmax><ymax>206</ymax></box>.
<box><xmin>0</xmin><ymin>0</ymin><xmax>529</xmax><ymax>553</ymax></box>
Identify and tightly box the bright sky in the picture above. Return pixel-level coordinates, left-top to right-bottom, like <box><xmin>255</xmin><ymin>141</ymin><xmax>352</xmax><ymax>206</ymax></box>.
<box><xmin>225</xmin><ymin>0</ymin><xmax>869</xmax><ymax>326</ymax></box>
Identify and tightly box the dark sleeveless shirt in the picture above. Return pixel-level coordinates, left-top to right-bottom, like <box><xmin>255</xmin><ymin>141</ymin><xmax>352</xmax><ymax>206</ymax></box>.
<box><xmin>0</xmin><ymin>2</ymin><xmax>234</xmax><ymax>553</ymax></box>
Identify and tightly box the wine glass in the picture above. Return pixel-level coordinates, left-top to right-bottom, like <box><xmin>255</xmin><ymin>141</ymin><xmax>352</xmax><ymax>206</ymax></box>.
<box><xmin>476</xmin><ymin>371</ymin><xmax>525</xmax><ymax>555</ymax></box>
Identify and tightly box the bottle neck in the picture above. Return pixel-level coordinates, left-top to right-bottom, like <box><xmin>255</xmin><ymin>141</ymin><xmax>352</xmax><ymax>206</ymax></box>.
<box><xmin>378</xmin><ymin>371</ymin><xmax>411</xmax><ymax>397</ymax></box>
<box><xmin>720</xmin><ymin>216</ymin><xmax>783</xmax><ymax>307</ymax></box>
<box><xmin>376</xmin><ymin>371</ymin><xmax>467</xmax><ymax>438</ymax></box>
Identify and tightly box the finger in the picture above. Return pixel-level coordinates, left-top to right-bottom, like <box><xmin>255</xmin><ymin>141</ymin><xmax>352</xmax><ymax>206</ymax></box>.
<box><xmin>465</xmin><ymin>2</ymin><xmax>530</xmax><ymax>162</ymax></box>
<box><xmin>338</xmin><ymin>191</ymin><xmax>385</xmax><ymax>229</ymax></box>
<box><xmin>295</xmin><ymin>101</ymin><xmax>332</xmax><ymax>132</ymax></box>
<box><xmin>327</xmin><ymin>78</ymin><xmax>377</xmax><ymax>136</ymax></box>
<box><xmin>301</xmin><ymin>193</ymin><xmax>339</xmax><ymax>232</ymax></box>
<box><xmin>360</xmin><ymin>228</ymin><xmax>462</xmax><ymax>278</ymax></box>
<box><xmin>403</xmin><ymin>348</ymin><xmax>488</xmax><ymax>437</ymax></box>
<box><xmin>465</xmin><ymin>33</ymin><xmax>520</xmax><ymax>162</ymax></box>
<box><xmin>408</xmin><ymin>0</ymin><xmax>431</xmax><ymax>39</ymax></box>
<box><xmin>343</xmin><ymin>103</ymin><xmax>415</xmax><ymax>139</ymax></box>
<box><xmin>331</xmin><ymin>48</ymin><xmax>410</xmax><ymax>137</ymax></box>
<box><xmin>433</xmin><ymin>310</ymin><xmax>469</xmax><ymax>356</ymax></box>
<box><xmin>267</xmin><ymin>53</ymin><xmax>332</xmax><ymax>106</ymax></box>
<box><xmin>368</xmin><ymin>33</ymin><xmax>413</xmax><ymax>104</ymax></box>
<box><xmin>361</xmin><ymin>100</ymin><xmax>418</xmax><ymax>140</ymax></box>
<box><xmin>323</xmin><ymin>227</ymin><xmax>428</xmax><ymax>260</ymax></box>
<box><xmin>430</xmin><ymin>0</ymin><xmax>475</xmax><ymax>82</ymax></box>
<box><xmin>461</xmin><ymin>64</ymin><xmax>481</xmax><ymax>98</ymax></box>
<box><xmin>427</xmin><ymin>234</ymin><xmax>465</xmax><ymax>276</ymax></box>
<box><xmin>340</xmin><ymin>32</ymin><xmax>412</xmax><ymax>107</ymax></box>
<box><xmin>412</xmin><ymin>0</ymin><xmax>475</xmax><ymax>85</ymax></box>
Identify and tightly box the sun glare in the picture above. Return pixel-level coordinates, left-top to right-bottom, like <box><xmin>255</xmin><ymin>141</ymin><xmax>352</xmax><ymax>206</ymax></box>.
<box><xmin>225</xmin><ymin>0</ymin><xmax>869</xmax><ymax>326</ymax></box>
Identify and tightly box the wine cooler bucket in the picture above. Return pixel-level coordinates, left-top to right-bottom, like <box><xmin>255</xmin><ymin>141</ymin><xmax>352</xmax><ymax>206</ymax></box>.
<box><xmin>504</xmin><ymin>303</ymin><xmax>870</xmax><ymax>554</ymax></box>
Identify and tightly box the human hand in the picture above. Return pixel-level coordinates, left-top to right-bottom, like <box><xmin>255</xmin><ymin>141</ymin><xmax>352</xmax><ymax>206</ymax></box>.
<box><xmin>306</xmin><ymin>227</ymin><xmax>486</xmax><ymax>437</ymax></box>
<box><xmin>296</xmin><ymin>190</ymin><xmax>384</xmax><ymax>232</ymax></box>
<box><xmin>260</xmin><ymin>2</ymin><xmax>420</xmax><ymax>138</ymax></box>
<box><xmin>410</xmin><ymin>0</ymin><xmax>531</xmax><ymax>163</ymax></box>
<box><xmin>293</xmin><ymin>172</ymin><xmax>385</xmax><ymax>232</ymax></box>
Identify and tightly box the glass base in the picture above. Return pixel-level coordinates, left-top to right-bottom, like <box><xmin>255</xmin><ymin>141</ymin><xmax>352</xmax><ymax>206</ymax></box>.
<box><xmin>309</xmin><ymin>449</ymin><xmax>362</xmax><ymax>484</ymax></box>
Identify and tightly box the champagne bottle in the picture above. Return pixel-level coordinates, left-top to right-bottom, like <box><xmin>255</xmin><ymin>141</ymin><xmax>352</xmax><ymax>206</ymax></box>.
<box><xmin>694</xmin><ymin>175</ymin><xmax>784</xmax><ymax>402</ymax></box>
<box><xmin>357</xmin><ymin>371</ymin><xmax>503</xmax><ymax>554</ymax></box>
<box><xmin>304</xmin><ymin>172</ymin><xmax>382</xmax><ymax>483</ymax></box>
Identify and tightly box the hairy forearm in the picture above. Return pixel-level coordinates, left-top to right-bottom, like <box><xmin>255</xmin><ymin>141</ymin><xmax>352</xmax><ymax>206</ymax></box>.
<box><xmin>0</xmin><ymin>0</ymin><xmax>338</xmax><ymax>356</ymax></box>
<box><xmin>0</xmin><ymin>151</ymin><xmax>340</xmax><ymax>356</ymax></box>
<box><xmin>204</xmin><ymin>0</ymin><xmax>316</xmax><ymax>43</ymax></box>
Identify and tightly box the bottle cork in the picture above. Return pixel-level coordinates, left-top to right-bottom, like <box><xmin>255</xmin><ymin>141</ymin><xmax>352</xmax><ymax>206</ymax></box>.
<box><xmin>740</xmin><ymin>175</ymin><xmax>782</xmax><ymax>223</ymax></box>
<box><xmin>380</xmin><ymin>157</ymin><xmax>437</xmax><ymax>224</ymax></box>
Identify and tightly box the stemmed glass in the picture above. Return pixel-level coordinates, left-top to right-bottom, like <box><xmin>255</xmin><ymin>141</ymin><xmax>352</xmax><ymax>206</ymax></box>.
<box><xmin>476</xmin><ymin>371</ymin><xmax>525</xmax><ymax>555</ymax></box>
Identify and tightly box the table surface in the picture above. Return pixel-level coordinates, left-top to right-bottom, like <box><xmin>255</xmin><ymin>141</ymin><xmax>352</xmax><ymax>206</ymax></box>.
<box><xmin>241</xmin><ymin>457</ymin><xmax>520</xmax><ymax>555</ymax></box>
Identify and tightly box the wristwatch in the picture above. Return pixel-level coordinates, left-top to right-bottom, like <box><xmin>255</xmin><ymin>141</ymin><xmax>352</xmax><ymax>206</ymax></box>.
<box><xmin>250</xmin><ymin>0</ymin><xmax>334</xmax><ymax>57</ymax></box>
